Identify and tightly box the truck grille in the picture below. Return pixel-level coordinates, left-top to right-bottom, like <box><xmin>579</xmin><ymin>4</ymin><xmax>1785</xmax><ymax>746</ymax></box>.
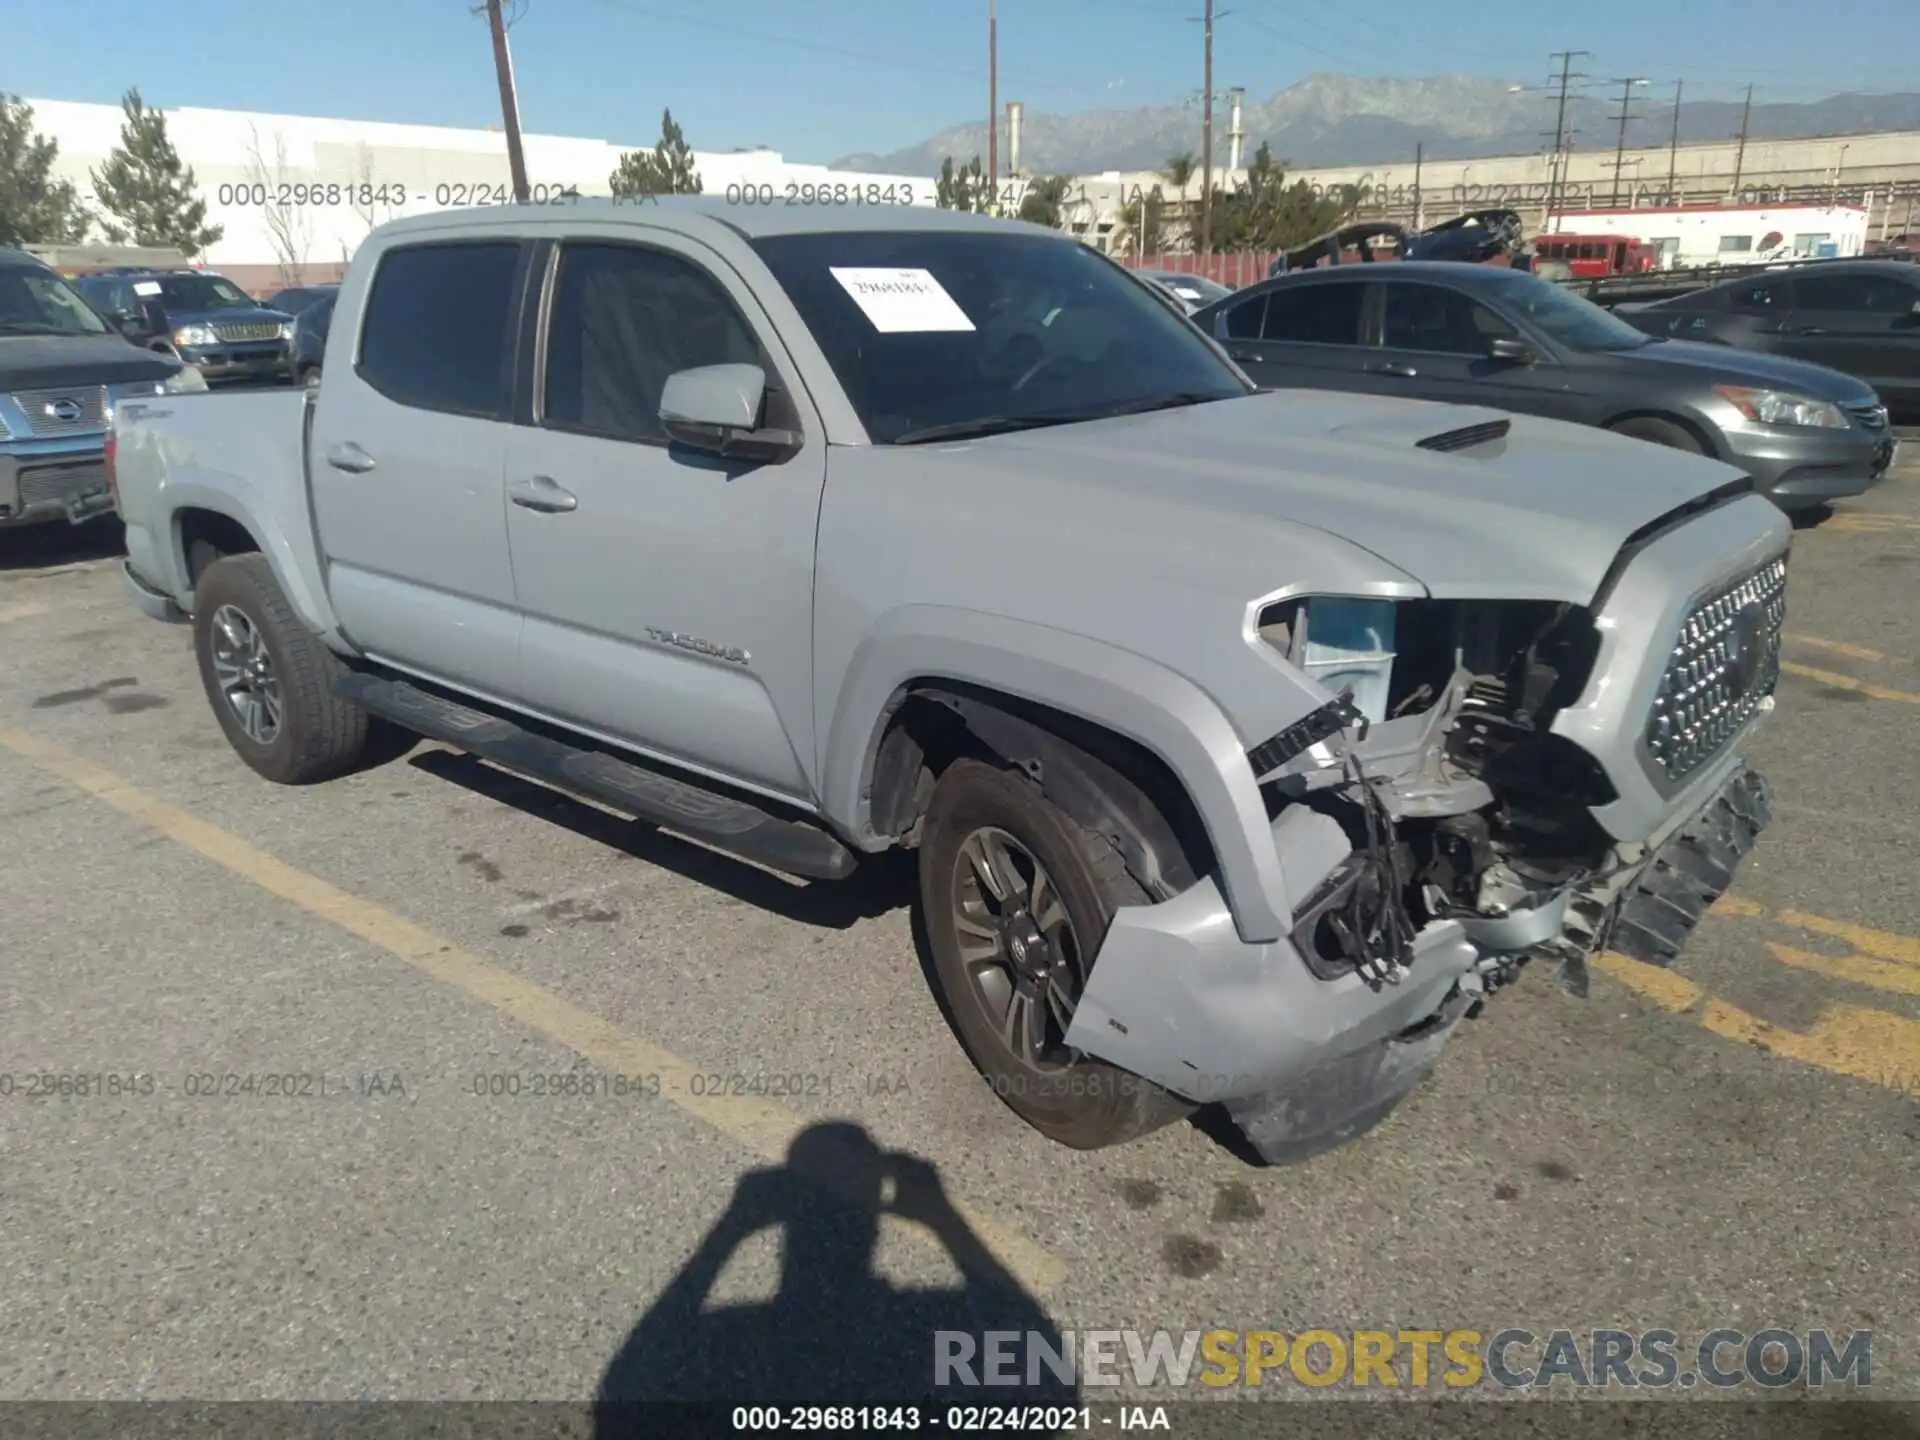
<box><xmin>212</xmin><ymin>322</ymin><xmax>283</xmax><ymax>343</ymax></box>
<box><xmin>1644</xmin><ymin>554</ymin><xmax>1787</xmax><ymax>786</ymax></box>
<box><xmin>7</xmin><ymin>385</ymin><xmax>108</xmax><ymax>437</ymax></box>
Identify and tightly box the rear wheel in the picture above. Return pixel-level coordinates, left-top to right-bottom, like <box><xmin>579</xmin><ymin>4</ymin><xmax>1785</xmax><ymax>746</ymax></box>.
<box><xmin>918</xmin><ymin>759</ymin><xmax>1193</xmax><ymax>1150</ymax></box>
<box><xmin>191</xmin><ymin>553</ymin><xmax>371</xmax><ymax>784</ymax></box>
<box><xmin>1609</xmin><ymin>415</ymin><xmax>1705</xmax><ymax>454</ymax></box>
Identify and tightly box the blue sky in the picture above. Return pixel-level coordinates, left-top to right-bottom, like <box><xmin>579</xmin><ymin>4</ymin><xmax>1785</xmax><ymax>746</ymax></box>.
<box><xmin>7</xmin><ymin>0</ymin><xmax>1917</xmax><ymax>161</ymax></box>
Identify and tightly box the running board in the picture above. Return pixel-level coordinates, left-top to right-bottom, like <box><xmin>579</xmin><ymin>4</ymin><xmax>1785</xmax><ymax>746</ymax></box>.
<box><xmin>333</xmin><ymin>673</ymin><xmax>858</xmax><ymax>882</ymax></box>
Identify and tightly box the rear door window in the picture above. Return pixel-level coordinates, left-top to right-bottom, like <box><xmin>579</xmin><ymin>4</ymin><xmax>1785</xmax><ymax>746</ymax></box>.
<box><xmin>357</xmin><ymin>241</ymin><xmax>523</xmax><ymax>418</ymax></box>
<box><xmin>1793</xmin><ymin>272</ymin><xmax>1917</xmax><ymax>313</ymax></box>
<box><xmin>1261</xmin><ymin>283</ymin><xmax>1364</xmax><ymax>344</ymax></box>
<box><xmin>1223</xmin><ymin>293</ymin><xmax>1269</xmax><ymax>340</ymax></box>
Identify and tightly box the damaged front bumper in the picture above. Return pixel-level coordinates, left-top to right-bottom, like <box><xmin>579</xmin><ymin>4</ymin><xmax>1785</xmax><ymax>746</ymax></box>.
<box><xmin>1064</xmin><ymin>754</ymin><xmax>1773</xmax><ymax>1164</ymax></box>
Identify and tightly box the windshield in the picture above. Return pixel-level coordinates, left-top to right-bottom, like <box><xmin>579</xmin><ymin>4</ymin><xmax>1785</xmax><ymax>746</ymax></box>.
<box><xmin>156</xmin><ymin>274</ymin><xmax>258</xmax><ymax>311</ymax></box>
<box><xmin>0</xmin><ymin>266</ymin><xmax>112</xmax><ymax>337</ymax></box>
<box><xmin>750</xmin><ymin>231</ymin><xmax>1250</xmax><ymax>444</ymax></box>
<box><xmin>1483</xmin><ymin>268</ymin><xmax>1654</xmax><ymax>351</ymax></box>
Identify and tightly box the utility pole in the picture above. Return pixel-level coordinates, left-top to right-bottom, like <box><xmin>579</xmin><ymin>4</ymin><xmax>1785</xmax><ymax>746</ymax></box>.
<box><xmin>1543</xmin><ymin>50</ymin><xmax>1590</xmax><ymax>227</ymax></box>
<box><xmin>1413</xmin><ymin>141</ymin><xmax>1424</xmax><ymax>231</ymax></box>
<box><xmin>482</xmin><ymin>0</ymin><xmax>530</xmax><ymax>204</ymax></box>
<box><xmin>1666</xmin><ymin>79</ymin><xmax>1683</xmax><ymax>203</ymax></box>
<box><xmin>1200</xmin><ymin>0</ymin><xmax>1215</xmax><ymax>258</ymax></box>
<box><xmin>1607</xmin><ymin>77</ymin><xmax>1646</xmax><ymax>207</ymax></box>
<box><xmin>1730</xmin><ymin>82</ymin><xmax>1753</xmax><ymax>197</ymax></box>
<box><xmin>987</xmin><ymin>0</ymin><xmax>998</xmax><ymax>213</ymax></box>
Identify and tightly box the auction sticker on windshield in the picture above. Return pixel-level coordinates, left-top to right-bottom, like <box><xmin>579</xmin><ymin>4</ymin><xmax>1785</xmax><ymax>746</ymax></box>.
<box><xmin>829</xmin><ymin>267</ymin><xmax>975</xmax><ymax>333</ymax></box>
<box><xmin>132</xmin><ymin>281</ymin><xmax>162</xmax><ymax>296</ymax></box>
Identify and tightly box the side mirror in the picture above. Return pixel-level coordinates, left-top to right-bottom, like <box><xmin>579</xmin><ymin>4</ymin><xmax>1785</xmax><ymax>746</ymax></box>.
<box><xmin>1486</xmin><ymin>336</ymin><xmax>1536</xmax><ymax>365</ymax></box>
<box><xmin>113</xmin><ymin>312</ymin><xmax>147</xmax><ymax>337</ymax></box>
<box><xmin>659</xmin><ymin>363</ymin><xmax>800</xmax><ymax>462</ymax></box>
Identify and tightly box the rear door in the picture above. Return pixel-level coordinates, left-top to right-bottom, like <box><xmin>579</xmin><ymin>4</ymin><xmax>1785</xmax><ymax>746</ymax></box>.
<box><xmin>308</xmin><ymin>236</ymin><xmax>532</xmax><ymax>699</ymax></box>
<box><xmin>1781</xmin><ymin>269</ymin><xmax>1920</xmax><ymax>409</ymax></box>
<box><xmin>1212</xmin><ymin>278</ymin><xmax>1371</xmax><ymax>391</ymax></box>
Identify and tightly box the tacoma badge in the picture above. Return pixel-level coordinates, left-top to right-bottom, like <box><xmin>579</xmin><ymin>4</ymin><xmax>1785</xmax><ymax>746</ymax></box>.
<box><xmin>645</xmin><ymin>627</ymin><xmax>751</xmax><ymax>666</ymax></box>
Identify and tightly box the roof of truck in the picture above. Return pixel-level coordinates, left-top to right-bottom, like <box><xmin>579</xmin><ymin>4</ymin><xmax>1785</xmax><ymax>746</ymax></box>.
<box><xmin>368</xmin><ymin>195</ymin><xmax>1063</xmax><ymax>244</ymax></box>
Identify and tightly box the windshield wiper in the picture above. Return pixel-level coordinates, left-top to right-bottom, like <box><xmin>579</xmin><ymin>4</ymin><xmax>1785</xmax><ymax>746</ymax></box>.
<box><xmin>892</xmin><ymin>413</ymin><xmax>1083</xmax><ymax>445</ymax></box>
<box><xmin>891</xmin><ymin>391</ymin><xmax>1231</xmax><ymax>445</ymax></box>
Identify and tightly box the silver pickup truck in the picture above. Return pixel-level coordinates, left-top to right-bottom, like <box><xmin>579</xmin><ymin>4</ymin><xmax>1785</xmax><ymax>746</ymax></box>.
<box><xmin>111</xmin><ymin>200</ymin><xmax>1788</xmax><ymax>1163</ymax></box>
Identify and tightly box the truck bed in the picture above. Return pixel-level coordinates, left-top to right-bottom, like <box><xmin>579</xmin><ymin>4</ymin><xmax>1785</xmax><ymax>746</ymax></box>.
<box><xmin>114</xmin><ymin>387</ymin><xmax>339</xmax><ymax>638</ymax></box>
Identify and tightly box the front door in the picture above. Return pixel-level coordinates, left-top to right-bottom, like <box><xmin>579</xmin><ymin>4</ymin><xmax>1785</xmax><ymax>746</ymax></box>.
<box><xmin>502</xmin><ymin>235</ymin><xmax>828</xmax><ymax>801</ymax></box>
<box><xmin>308</xmin><ymin>238</ymin><xmax>529</xmax><ymax>699</ymax></box>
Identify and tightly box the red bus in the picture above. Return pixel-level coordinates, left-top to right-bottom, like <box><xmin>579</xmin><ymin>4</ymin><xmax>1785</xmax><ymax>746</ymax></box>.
<box><xmin>1534</xmin><ymin>234</ymin><xmax>1657</xmax><ymax>277</ymax></box>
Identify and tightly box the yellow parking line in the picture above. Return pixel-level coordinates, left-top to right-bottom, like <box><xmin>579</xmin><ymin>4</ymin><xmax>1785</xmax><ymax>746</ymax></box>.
<box><xmin>1784</xmin><ymin>634</ymin><xmax>1891</xmax><ymax>665</ymax></box>
<box><xmin>0</xmin><ymin>726</ymin><xmax>1069</xmax><ymax>1297</ymax></box>
<box><xmin>1591</xmin><ymin>951</ymin><xmax>1920</xmax><ymax>1093</ymax></box>
<box><xmin>1779</xmin><ymin>662</ymin><xmax>1920</xmax><ymax>705</ymax></box>
<box><xmin>1712</xmin><ymin>895</ymin><xmax>1920</xmax><ymax>1000</ymax></box>
<box><xmin>1767</xmin><ymin>944</ymin><xmax>1920</xmax><ymax>998</ymax></box>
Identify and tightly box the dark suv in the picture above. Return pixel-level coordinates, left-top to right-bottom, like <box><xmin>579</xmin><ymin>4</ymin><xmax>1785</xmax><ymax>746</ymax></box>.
<box><xmin>73</xmin><ymin>268</ymin><xmax>294</xmax><ymax>384</ymax></box>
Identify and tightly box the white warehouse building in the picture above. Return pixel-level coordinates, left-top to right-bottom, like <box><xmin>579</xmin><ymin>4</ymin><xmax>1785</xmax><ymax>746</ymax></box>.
<box><xmin>24</xmin><ymin>97</ymin><xmax>938</xmax><ymax>289</ymax></box>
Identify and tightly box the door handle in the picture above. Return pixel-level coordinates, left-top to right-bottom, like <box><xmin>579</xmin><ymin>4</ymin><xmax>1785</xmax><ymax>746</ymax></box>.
<box><xmin>1228</xmin><ymin>349</ymin><xmax>1262</xmax><ymax>363</ymax></box>
<box><xmin>1367</xmin><ymin>361</ymin><xmax>1419</xmax><ymax>377</ymax></box>
<box><xmin>324</xmin><ymin>442</ymin><xmax>376</xmax><ymax>473</ymax></box>
<box><xmin>508</xmin><ymin>475</ymin><xmax>577</xmax><ymax>513</ymax></box>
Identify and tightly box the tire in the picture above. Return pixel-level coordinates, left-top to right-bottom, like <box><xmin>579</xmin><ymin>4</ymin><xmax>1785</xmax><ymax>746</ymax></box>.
<box><xmin>1609</xmin><ymin>415</ymin><xmax>1705</xmax><ymax>454</ymax></box>
<box><xmin>191</xmin><ymin>553</ymin><xmax>370</xmax><ymax>784</ymax></box>
<box><xmin>918</xmin><ymin>758</ymin><xmax>1194</xmax><ymax>1150</ymax></box>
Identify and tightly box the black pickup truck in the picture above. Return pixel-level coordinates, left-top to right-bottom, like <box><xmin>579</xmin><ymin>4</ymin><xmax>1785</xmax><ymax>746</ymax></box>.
<box><xmin>0</xmin><ymin>247</ymin><xmax>206</xmax><ymax>531</ymax></box>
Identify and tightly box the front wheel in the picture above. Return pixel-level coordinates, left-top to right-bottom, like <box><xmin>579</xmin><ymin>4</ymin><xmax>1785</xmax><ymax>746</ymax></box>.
<box><xmin>918</xmin><ymin>759</ymin><xmax>1193</xmax><ymax>1150</ymax></box>
<box><xmin>191</xmin><ymin>553</ymin><xmax>371</xmax><ymax>784</ymax></box>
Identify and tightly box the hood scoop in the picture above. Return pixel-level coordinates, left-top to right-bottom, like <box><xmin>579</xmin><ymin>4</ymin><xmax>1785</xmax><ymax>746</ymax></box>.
<box><xmin>1416</xmin><ymin>418</ymin><xmax>1511</xmax><ymax>454</ymax></box>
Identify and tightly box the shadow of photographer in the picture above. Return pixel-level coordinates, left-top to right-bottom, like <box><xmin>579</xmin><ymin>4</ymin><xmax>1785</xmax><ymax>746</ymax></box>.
<box><xmin>594</xmin><ymin>1121</ymin><xmax>1076</xmax><ymax>1431</ymax></box>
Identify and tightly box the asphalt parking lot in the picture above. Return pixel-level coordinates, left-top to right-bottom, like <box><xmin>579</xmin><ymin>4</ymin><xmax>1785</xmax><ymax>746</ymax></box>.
<box><xmin>2</xmin><ymin>453</ymin><xmax>1918</xmax><ymax>1422</ymax></box>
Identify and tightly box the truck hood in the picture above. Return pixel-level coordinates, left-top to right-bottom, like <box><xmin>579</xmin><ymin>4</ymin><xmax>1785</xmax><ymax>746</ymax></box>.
<box><xmin>979</xmin><ymin>389</ymin><xmax>1753</xmax><ymax>603</ymax></box>
<box><xmin>0</xmin><ymin>332</ymin><xmax>183</xmax><ymax>389</ymax></box>
<box><xmin>1598</xmin><ymin>337</ymin><xmax>1881</xmax><ymax>404</ymax></box>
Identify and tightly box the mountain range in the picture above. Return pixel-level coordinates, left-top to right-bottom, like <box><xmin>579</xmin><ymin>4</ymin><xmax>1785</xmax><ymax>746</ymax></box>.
<box><xmin>832</xmin><ymin>73</ymin><xmax>1920</xmax><ymax>177</ymax></box>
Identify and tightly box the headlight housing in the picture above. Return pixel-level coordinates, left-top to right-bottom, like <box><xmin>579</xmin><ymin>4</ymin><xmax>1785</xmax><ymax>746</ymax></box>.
<box><xmin>1714</xmin><ymin>385</ymin><xmax>1848</xmax><ymax>430</ymax></box>
<box><xmin>162</xmin><ymin>365</ymin><xmax>208</xmax><ymax>394</ymax></box>
<box><xmin>172</xmin><ymin>323</ymin><xmax>219</xmax><ymax>347</ymax></box>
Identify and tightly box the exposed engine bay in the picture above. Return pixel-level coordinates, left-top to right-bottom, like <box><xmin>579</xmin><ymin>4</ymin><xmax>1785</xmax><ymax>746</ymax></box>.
<box><xmin>1253</xmin><ymin>593</ymin><xmax>1655</xmax><ymax>1001</ymax></box>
